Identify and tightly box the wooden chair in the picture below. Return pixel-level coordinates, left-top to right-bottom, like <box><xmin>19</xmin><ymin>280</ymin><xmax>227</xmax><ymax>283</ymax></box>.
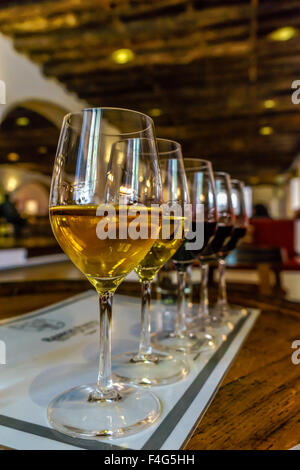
<box><xmin>226</xmin><ymin>245</ymin><xmax>284</xmax><ymax>296</ymax></box>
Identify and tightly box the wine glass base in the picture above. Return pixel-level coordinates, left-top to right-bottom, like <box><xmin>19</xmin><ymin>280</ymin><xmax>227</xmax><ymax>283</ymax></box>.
<box><xmin>47</xmin><ymin>383</ymin><xmax>161</xmax><ymax>440</ymax></box>
<box><xmin>112</xmin><ymin>352</ymin><xmax>190</xmax><ymax>386</ymax></box>
<box><xmin>188</xmin><ymin>316</ymin><xmax>234</xmax><ymax>335</ymax></box>
<box><xmin>213</xmin><ymin>304</ymin><xmax>248</xmax><ymax>319</ymax></box>
<box><xmin>151</xmin><ymin>330</ymin><xmax>216</xmax><ymax>355</ymax></box>
<box><xmin>228</xmin><ymin>304</ymin><xmax>248</xmax><ymax>317</ymax></box>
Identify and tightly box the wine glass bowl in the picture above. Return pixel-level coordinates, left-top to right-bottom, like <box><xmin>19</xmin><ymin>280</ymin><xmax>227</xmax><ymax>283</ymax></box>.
<box><xmin>192</xmin><ymin>172</ymin><xmax>236</xmax><ymax>330</ymax></box>
<box><xmin>112</xmin><ymin>138</ymin><xmax>190</xmax><ymax>386</ymax></box>
<box><xmin>152</xmin><ymin>158</ymin><xmax>219</xmax><ymax>355</ymax></box>
<box><xmin>214</xmin><ymin>178</ymin><xmax>249</xmax><ymax>318</ymax></box>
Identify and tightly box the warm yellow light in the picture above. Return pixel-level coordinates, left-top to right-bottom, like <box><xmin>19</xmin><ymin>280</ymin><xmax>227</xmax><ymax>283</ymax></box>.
<box><xmin>249</xmin><ymin>176</ymin><xmax>260</xmax><ymax>185</ymax></box>
<box><xmin>7</xmin><ymin>152</ymin><xmax>19</xmax><ymax>162</ymax></box>
<box><xmin>232</xmin><ymin>139</ymin><xmax>244</xmax><ymax>150</ymax></box>
<box><xmin>264</xmin><ymin>99</ymin><xmax>276</xmax><ymax>109</ymax></box>
<box><xmin>259</xmin><ymin>126</ymin><xmax>274</xmax><ymax>136</ymax></box>
<box><xmin>148</xmin><ymin>108</ymin><xmax>163</xmax><ymax>117</ymax></box>
<box><xmin>120</xmin><ymin>185</ymin><xmax>133</xmax><ymax>194</ymax></box>
<box><xmin>24</xmin><ymin>199</ymin><xmax>38</xmax><ymax>215</ymax></box>
<box><xmin>268</xmin><ymin>26</ymin><xmax>298</xmax><ymax>42</ymax></box>
<box><xmin>111</xmin><ymin>48</ymin><xmax>135</xmax><ymax>64</ymax></box>
<box><xmin>38</xmin><ymin>146</ymin><xmax>48</xmax><ymax>154</ymax></box>
<box><xmin>16</xmin><ymin>116</ymin><xmax>30</xmax><ymax>126</ymax></box>
<box><xmin>6</xmin><ymin>177</ymin><xmax>18</xmax><ymax>192</ymax></box>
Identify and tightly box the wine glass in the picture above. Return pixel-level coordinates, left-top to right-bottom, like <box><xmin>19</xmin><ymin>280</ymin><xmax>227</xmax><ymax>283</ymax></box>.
<box><xmin>214</xmin><ymin>178</ymin><xmax>249</xmax><ymax>317</ymax></box>
<box><xmin>48</xmin><ymin>107</ymin><xmax>163</xmax><ymax>439</ymax></box>
<box><xmin>152</xmin><ymin>158</ymin><xmax>218</xmax><ymax>354</ymax></box>
<box><xmin>190</xmin><ymin>172</ymin><xmax>235</xmax><ymax>331</ymax></box>
<box><xmin>113</xmin><ymin>138</ymin><xmax>190</xmax><ymax>385</ymax></box>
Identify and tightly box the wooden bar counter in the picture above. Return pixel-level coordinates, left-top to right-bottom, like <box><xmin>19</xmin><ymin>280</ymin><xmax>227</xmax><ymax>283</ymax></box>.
<box><xmin>0</xmin><ymin>276</ymin><xmax>299</xmax><ymax>450</ymax></box>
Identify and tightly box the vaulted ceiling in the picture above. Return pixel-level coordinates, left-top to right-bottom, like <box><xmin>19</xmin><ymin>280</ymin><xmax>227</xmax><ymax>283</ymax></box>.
<box><xmin>0</xmin><ymin>0</ymin><xmax>300</xmax><ymax>183</ymax></box>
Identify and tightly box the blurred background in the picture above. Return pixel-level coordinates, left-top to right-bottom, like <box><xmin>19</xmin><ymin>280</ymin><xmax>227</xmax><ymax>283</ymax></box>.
<box><xmin>1</xmin><ymin>0</ymin><xmax>300</xmax><ymax>300</ymax></box>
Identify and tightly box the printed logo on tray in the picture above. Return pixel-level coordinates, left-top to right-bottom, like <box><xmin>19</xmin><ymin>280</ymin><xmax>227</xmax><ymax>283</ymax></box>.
<box><xmin>0</xmin><ymin>340</ymin><xmax>6</xmax><ymax>365</ymax></box>
<box><xmin>42</xmin><ymin>321</ymin><xmax>98</xmax><ymax>342</ymax></box>
<box><xmin>291</xmin><ymin>340</ymin><xmax>300</xmax><ymax>365</ymax></box>
<box><xmin>9</xmin><ymin>318</ymin><xmax>66</xmax><ymax>332</ymax></box>
<box><xmin>8</xmin><ymin>318</ymin><xmax>98</xmax><ymax>342</ymax></box>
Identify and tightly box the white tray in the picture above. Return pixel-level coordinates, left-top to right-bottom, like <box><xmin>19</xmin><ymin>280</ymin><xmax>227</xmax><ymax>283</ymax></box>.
<box><xmin>0</xmin><ymin>291</ymin><xmax>260</xmax><ymax>450</ymax></box>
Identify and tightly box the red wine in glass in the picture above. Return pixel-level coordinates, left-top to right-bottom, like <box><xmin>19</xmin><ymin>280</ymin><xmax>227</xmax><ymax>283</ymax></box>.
<box><xmin>219</xmin><ymin>226</ymin><xmax>247</xmax><ymax>257</ymax></box>
<box><xmin>172</xmin><ymin>220</ymin><xmax>217</xmax><ymax>267</ymax></box>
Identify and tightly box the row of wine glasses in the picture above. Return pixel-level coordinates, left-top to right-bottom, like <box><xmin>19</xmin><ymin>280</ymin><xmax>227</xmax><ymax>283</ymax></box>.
<box><xmin>48</xmin><ymin>107</ymin><xmax>248</xmax><ymax>441</ymax></box>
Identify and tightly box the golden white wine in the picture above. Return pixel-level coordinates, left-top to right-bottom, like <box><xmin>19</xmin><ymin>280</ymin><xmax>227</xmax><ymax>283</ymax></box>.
<box><xmin>135</xmin><ymin>216</ymin><xmax>185</xmax><ymax>281</ymax></box>
<box><xmin>50</xmin><ymin>205</ymin><xmax>158</xmax><ymax>294</ymax></box>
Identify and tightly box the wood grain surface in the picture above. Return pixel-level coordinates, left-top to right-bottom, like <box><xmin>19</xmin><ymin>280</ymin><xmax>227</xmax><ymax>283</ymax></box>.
<box><xmin>0</xmin><ymin>279</ymin><xmax>299</xmax><ymax>450</ymax></box>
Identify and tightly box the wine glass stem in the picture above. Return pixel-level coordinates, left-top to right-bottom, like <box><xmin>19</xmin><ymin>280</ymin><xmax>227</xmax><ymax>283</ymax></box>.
<box><xmin>175</xmin><ymin>269</ymin><xmax>186</xmax><ymax>335</ymax></box>
<box><xmin>199</xmin><ymin>263</ymin><xmax>209</xmax><ymax>317</ymax></box>
<box><xmin>90</xmin><ymin>292</ymin><xmax>117</xmax><ymax>401</ymax></box>
<box><xmin>217</xmin><ymin>258</ymin><xmax>228</xmax><ymax>307</ymax></box>
<box><xmin>138</xmin><ymin>280</ymin><xmax>153</xmax><ymax>358</ymax></box>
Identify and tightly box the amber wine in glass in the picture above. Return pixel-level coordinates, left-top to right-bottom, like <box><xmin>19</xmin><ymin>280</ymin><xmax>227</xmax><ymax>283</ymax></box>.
<box><xmin>50</xmin><ymin>205</ymin><xmax>156</xmax><ymax>293</ymax></box>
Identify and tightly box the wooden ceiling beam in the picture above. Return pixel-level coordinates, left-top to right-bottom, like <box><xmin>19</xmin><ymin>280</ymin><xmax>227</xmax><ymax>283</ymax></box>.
<box><xmin>41</xmin><ymin>41</ymin><xmax>249</xmax><ymax>77</ymax></box>
<box><xmin>0</xmin><ymin>127</ymin><xmax>58</xmax><ymax>148</ymax></box>
<box><xmin>0</xmin><ymin>1</ymin><xmax>191</xmax><ymax>27</ymax></box>
<box><xmin>0</xmin><ymin>2</ymin><xmax>252</xmax><ymax>36</ymax></box>
<box><xmin>79</xmin><ymin>78</ymin><xmax>295</xmax><ymax>100</ymax></box>
<box><xmin>23</xmin><ymin>25</ymin><xmax>250</xmax><ymax>65</ymax></box>
<box><xmin>39</xmin><ymin>41</ymin><xmax>300</xmax><ymax>78</ymax></box>
<box><xmin>1</xmin><ymin>0</ymin><xmax>299</xmax><ymax>36</ymax></box>
<box><xmin>155</xmin><ymin>113</ymin><xmax>300</xmax><ymax>139</ymax></box>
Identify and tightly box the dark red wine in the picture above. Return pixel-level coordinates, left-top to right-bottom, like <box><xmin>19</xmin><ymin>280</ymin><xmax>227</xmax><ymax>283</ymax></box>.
<box><xmin>200</xmin><ymin>224</ymin><xmax>233</xmax><ymax>260</ymax></box>
<box><xmin>172</xmin><ymin>221</ymin><xmax>217</xmax><ymax>268</ymax></box>
<box><xmin>220</xmin><ymin>226</ymin><xmax>247</xmax><ymax>256</ymax></box>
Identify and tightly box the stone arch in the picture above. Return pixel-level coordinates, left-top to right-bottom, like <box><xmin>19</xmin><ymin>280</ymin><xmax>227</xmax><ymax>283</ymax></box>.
<box><xmin>13</xmin><ymin>180</ymin><xmax>50</xmax><ymax>216</ymax></box>
<box><xmin>0</xmin><ymin>99</ymin><xmax>68</xmax><ymax>128</ymax></box>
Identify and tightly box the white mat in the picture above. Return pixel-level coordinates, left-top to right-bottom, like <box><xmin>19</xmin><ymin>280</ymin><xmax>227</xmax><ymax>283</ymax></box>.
<box><xmin>0</xmin><ymin>291</ymin><xmax>260</xmax><ymax>450</ymax></box>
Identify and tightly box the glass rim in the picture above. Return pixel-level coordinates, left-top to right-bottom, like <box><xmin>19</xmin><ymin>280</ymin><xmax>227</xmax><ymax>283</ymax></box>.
<box><xmin>156</xmin><ymin>138</ymin><xmax>182</xmax><ymax>156</ymax></box>
<box><xmin>231</xmin><ymin>178</ymin><xmax>245</xmax><ymax>186</ymax></box>
<box><xmin>214</xmin><ymin>171</ymin><xmax>230</xmax><ymax>177</ymax></box>
<box><xmin>63</xmin><ymin>107</ymin><xmax>154</xmax><ymax>136</ymax></box>
<box><xmin>183</xmin><ymin>157</ymin><xmax>213</xmax><ymax>172</ymax></box>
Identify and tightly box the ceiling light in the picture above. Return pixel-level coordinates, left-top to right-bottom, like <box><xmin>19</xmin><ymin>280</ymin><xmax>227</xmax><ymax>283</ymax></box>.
<box><xmin>268</xmin><ymin>26</ymin><xmax>298</xmax><ymax>42</ymax></box>
<box><xmin>263</xmin><ymin>99</ymin><xmax>276</xmax><ymax>109</ymax></box>
<box><xmin>38</xmin><ymin>146</ymin><xmax>48</xmax><ymax>154</ymax></box>
<box><xmin>231</xmin><ymin>139</ymin><xmax>244</xmax><ymax>150</ymax></box>
<box><xmin>6</xmin><ymin>177</ymin><xmax>18</xmax><ymax>192</ymax></box>
<box><xmin>249</xmin><ymin>176</ymin><xmax>260</xmax><ymax>185</ymax></box>
<box><xmin>148</xmin><ymin>108</ymin><xmax>163</xmax><ymax>118</ymax></box>
<box><xmin>16</xmin><ymin>116</ymin><xmax>30</xmax><ymax>126</ymax></box>
<box><xmin>259</xmin><ymin>126</ymin><xmax>274</xmax><ymax>136</ymax></box>
<box><xmin>7</xmin><ymin>152</ymin><xmax>19</xmax><ymax>162</ymax></box>
<box><xmin>111</xmin><ymin>49</ymin><xmax>135</xmax><ymax>64</ymax></box>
